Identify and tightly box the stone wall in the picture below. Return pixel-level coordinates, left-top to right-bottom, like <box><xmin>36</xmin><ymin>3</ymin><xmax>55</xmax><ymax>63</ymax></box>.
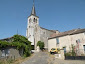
<box><xmin>48</xmin><ymin>38</ymin><xmax>57</xmax><ymax>52</ymax></box>
<box><xmin>40</xmin><ymin>27</ymin><xmax>57</xmax><ymax>49</ymax></box>
<box><xmin>55</xmin><ymin>50</ymin><xmax>65</xmax><ymax>60</ymax></box>
<box><xmin>9</xmin><ymin>47</ymin><xmax>21</xmax><ymax>59</ymax></box>
<box><xmin>0</xmin><ymin>47</ymin><xmax>22</xmax><ymax>59</ymax></box>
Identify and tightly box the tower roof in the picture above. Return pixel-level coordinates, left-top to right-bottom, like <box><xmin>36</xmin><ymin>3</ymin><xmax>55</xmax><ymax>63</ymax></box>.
<box><xmin>31</xmin><ymin>2</ymin><xmax>36</xmax><ymax>16</ymax></box>
<box><xmin>28</xmin><ymin>0</ymin><xmax>39</xmax><ymax>18</ymax></box>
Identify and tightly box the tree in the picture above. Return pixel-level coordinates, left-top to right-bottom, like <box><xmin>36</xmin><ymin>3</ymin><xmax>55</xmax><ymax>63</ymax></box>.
<box><xmin>37</xmin><ymin>41</ymin><xmax>44</xmax><ymax>50</ymax></box>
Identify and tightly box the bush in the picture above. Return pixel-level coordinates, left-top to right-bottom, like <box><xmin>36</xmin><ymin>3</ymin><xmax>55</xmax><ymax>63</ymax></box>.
<box><xmin>37</xmin><ymin>41</ymin><xmax>44</xmax><ymax>50</ymax></box>
<box><xmin>71</xmin><ymin>44</ymin><xmax>76</xmax><ymax>56</ymax></box>
<box><xmin>65</xmin><ymin>52</ymin><xmax>71</xmax><ymax>56</ymax></box>
<box><xmin>0</xmin><ymin>34</ymin><xmax>31</xmax><ymax>57</ymax></box>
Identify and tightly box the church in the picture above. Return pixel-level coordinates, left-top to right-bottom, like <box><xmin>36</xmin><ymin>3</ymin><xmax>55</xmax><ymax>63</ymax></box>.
<box><xmin>26</xmin><ymin>1</ymin><xmax>85</xmax><ymax>55</ymax></box>
<box><xmin>26</xmin><ymin>3</ymin><xmax>59</xmax><ymax>50</ymax></box>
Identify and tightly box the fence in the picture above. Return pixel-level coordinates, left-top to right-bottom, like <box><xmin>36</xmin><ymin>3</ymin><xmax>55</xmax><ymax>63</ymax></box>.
<box><xmin>65</xmin><ymin>56</ymin><xmax>85</xmax><ymax>60</ymax></box>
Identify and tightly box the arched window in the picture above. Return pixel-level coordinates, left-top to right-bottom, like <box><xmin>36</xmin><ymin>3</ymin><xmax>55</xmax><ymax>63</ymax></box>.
<box><xmin>34</xmin><ymin>18</ymin><xmax>36</xmax><ymax>22</ymax></box>
<box><xmin>29</xmin><ymin>18</ymin><xmax>31</xmax><ymax>23</ymax></box>
<box><xmin>36</xmin><ymin>19</ymin><xmax>37</xmax><ymax>23</ymax></box>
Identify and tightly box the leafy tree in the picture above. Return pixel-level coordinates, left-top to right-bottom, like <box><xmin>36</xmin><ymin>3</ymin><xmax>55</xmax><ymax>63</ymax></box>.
<box><xmin>37</xmin><ymin>41</ymin><xmax>44</xmax><ymax>50</ymax></box>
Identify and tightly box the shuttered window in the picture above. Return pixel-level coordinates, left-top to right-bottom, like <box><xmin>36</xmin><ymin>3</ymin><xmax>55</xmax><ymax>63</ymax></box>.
<box><xmin>56</xmin><ymin>38</ymin><xmax>59</xmax><ymax>44</ymax></box>
<box><xmin>76</xmin><ymin>39</ymin><xmax>80</xmax><ymax>43</ymax></box>
<box><xmin>63</xmin><ymin>47</ymin><xmax>66</xmax><ymax>53</ymax></box>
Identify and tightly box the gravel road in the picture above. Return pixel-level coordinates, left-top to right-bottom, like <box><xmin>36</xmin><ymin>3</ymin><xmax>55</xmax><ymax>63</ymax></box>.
<box><xmin>21</xmin><ymin>52</ymin><xmax>85</xmax><ymax>64</ymax></box>
<box><xmin>21</xmin><ymin>52</ymin><xmax>49</xmax><ymax>64</ymax></box>
<box><xmin>52</xmin><ymin>59</ymin><xmax>85</xmax><ymax>64</ymax></box>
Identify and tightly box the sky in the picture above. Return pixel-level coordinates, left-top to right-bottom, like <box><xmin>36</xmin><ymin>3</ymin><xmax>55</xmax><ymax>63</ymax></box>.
<box><xmin>0</xmin><ymin>0</ymin><xmax>85</xmax><ymax>39</ymax></box>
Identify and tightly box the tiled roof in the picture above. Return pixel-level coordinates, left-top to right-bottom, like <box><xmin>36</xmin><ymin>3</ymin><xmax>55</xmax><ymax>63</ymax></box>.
<box><xmin>40</xmin><ymin>27</ymin><xmax>58</xmax><ymax>33</ymax></box>
<box><xmin>31</xmin><ymin>4</ymin><xmax>36</xmax><ymax>16</ymax></box>
<box><xmin>49</xmin><ymin>28</ymin><xmax>85</xmax><ymax>39</ymax></box>
<box><xmin>0</xmin><ymin>37</ymin><xmax>13</xmax><ymax>41</ymax></box>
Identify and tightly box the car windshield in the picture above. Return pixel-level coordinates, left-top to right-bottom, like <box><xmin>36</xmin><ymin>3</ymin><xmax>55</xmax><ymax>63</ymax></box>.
<box><xmin>51</xmin><ymin>48</ymin><xmax>55</xmax><ymax>50</ymax></box>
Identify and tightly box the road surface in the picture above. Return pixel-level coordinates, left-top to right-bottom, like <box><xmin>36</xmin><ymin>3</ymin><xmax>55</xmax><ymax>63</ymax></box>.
<box><xmin>21</xmin><ymin>52</ymin><xmax>49</xmax><ymax>64</ymax></box>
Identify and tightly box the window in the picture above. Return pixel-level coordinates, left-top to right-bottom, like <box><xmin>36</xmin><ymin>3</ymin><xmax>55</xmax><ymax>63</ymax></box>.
<box><xmin>31</xmin><ymin>45</ymin><xmax>34</xmax><ymax>50</ymax></box>
<box><xmin>29</xmin><ymin>26</ymin><xmax>30</xmax><ymax>28</ymax></box>
<box><xmin>5</xmin><ymin>49</ymin><xmax>9</xmax><ymax>57</ymax></box>
<box><xmin>36</xmin><ymin>19</ymin><xmax>37</xmax><ymax>23</ymax></box>
<box><xmin>56</xmin><ymin>38</ymin><xmax>59</xmax><ymax>44</ymax></box>
<box><xmin>83</xmin><ymin>45</ymin><xmax>85</xmax><ymax>52</ymax></box>
<box><xmin>84</xmin><ymin>32</ymin><xmax>85</xmax><ymax>35</ymax></box>
<box><xmin>34</xmin><ymin>18</ymin><xmax>35</xmax><ymax>22</ymax></box>
<box><xmin>76</xmin><ymin>39</ymin><xmax>80</xmax><ymax>43</ymax></box>
<box><xmin>78</xmin><ymin>39</ymin><xmax>80</xmax><ymax>43</ymax></box>
<box><xmin>29</xmin><ymin>18</ymin><xmax>31</xmax><ymax>23</ymax></box>
<box><xmin>63</xmin><ymin>47</ymin><xmax>66</xmax><ymax>53</ymax></box>
<box><xmin>2</xmin><ymin>50</ymin><xmax>5</xmax><ymax>57</ymax></box>
<box><xmin>1</xmin><ymin>49</ymin><xmax>10</xmax><ymax>57</ymax></box>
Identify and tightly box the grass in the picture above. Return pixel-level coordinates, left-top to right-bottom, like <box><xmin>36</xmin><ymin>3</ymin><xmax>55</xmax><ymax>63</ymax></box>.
<box><xmin>0</xmin><ymin>59</ymin><xmax>15</xmax><ymax>64</ymax></box>
<box><xmin>0</xmin><ymin>54</ymin><xmax>34</xmax><ymax>64</ymax></box>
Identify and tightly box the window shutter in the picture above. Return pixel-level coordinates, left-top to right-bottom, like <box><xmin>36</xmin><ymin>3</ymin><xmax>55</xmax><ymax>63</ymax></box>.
<box><xmin>56</xmin><ymin>38</ymin><xmax>59</xmax><ymax>44</ymax></box>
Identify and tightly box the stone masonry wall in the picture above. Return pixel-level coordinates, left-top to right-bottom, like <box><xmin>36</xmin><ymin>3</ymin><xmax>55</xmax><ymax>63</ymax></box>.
<box><xmin>40</xmin><ymin>28</ymin><xmax>57</xmax><ymax>49</ymax></box>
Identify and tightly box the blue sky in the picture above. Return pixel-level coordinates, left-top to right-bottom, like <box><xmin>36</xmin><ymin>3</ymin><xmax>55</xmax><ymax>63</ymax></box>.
<box><xmin>0</xmin><ymin>0</ymin><xmax>85</xmax><ymax>39</ymax></box>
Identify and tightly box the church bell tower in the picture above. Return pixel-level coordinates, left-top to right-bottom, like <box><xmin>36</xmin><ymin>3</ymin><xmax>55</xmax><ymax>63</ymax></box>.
<box><xmin>26</xmin><ymin>1</ymin><xmax>39</xmax><ymax>50</ymax></box>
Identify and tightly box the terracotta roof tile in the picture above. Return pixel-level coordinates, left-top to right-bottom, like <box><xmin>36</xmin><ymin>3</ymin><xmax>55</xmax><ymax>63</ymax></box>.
<box><xmin>49</xmin><ymin>28</ymin><xmax>85</xmax><ymax>39</ymax></box>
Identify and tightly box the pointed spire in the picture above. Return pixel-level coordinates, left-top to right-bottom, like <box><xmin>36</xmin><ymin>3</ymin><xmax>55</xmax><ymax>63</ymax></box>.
<box><xmin>31</xmin><ymin>0</ymin><xmax>36</xmax><ymax>16</ymax></box>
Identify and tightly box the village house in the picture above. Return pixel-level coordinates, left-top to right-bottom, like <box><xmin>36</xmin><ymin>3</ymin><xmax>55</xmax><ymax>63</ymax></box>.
<box><xmin>48</xmin><ymin>28</ymin><xmax>85</xmax><ymax>56</ymax></box>
<box><xmin>0</xmin><ymin>36</ymin><xmax>23</xmax><ymax>59</ymax></box>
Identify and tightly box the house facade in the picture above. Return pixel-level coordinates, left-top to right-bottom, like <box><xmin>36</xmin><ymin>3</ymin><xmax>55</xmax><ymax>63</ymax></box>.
<box><xmin>0</xmin><ymin>37</ymin><xmax>23</xmax><ymax>59</ymax></box>
<box><xmin>48</xmin><ymin>29</ymin><xmax>85</xmax><ymax>55</ymax></box>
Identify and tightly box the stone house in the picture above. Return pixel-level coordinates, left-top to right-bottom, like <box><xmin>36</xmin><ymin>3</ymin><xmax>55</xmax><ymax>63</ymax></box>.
<box><xmin>48</xmin><ymin>28</ymin><xmax>85</xmax><ymax>55</ymax></box>
<box><xmin>0</xmin><ymin>37</ymin><xmax>23</xmax><ymax>59</ymax></box>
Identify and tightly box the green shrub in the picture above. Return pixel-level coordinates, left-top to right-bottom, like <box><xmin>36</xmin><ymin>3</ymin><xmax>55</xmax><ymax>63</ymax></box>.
<box><xmin>7</xmin><ymin>59</ymin><xmax>14</xmax><ymax>64</ymax></box>
<box><xmin>0</xmin><ymin>34</ymin><xmax>31</xmax><ymax>57</ymax></box>
<box><xmin>0</xmin><ymin>62</ymin><xmax>3</xmax><ymax>64</ymax></box>
<box><xmin>65</xmin><ymin>52</ymin><xmax>71</xmax><ymax>56</ymax></box>
<box><xmin>37</xmin><ymin>41</ymin><xmax>44</xmax><ymax>50</ymax></box>
<box><xmin>71</xmin><ymin>44</ymin><xmax>76</xmax><ymax>56</ymax></box>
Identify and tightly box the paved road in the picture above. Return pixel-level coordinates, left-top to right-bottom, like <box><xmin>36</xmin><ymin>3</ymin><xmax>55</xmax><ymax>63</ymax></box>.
<box><xmin>21</xmin><ymin>52</ymin><xmax>49</xmax><ymax>64</ymax></box>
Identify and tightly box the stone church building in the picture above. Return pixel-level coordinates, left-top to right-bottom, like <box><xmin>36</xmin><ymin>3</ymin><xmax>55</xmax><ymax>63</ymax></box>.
<box><xmin>26</xmin><ymin>4</ymin><xmax>59</xmax><ymax>50</ymax></box>
<box><xmin>26</xmin><ymin>2</ymin><xmax>85</xmax><ymax>54</ymax></box>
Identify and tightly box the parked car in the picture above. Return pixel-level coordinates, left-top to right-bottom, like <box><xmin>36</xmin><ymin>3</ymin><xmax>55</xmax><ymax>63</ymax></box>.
<box><xmin>50</xmin><ymin>48</ymin><xmax>60</xmax><ymax>54</ymax></box>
